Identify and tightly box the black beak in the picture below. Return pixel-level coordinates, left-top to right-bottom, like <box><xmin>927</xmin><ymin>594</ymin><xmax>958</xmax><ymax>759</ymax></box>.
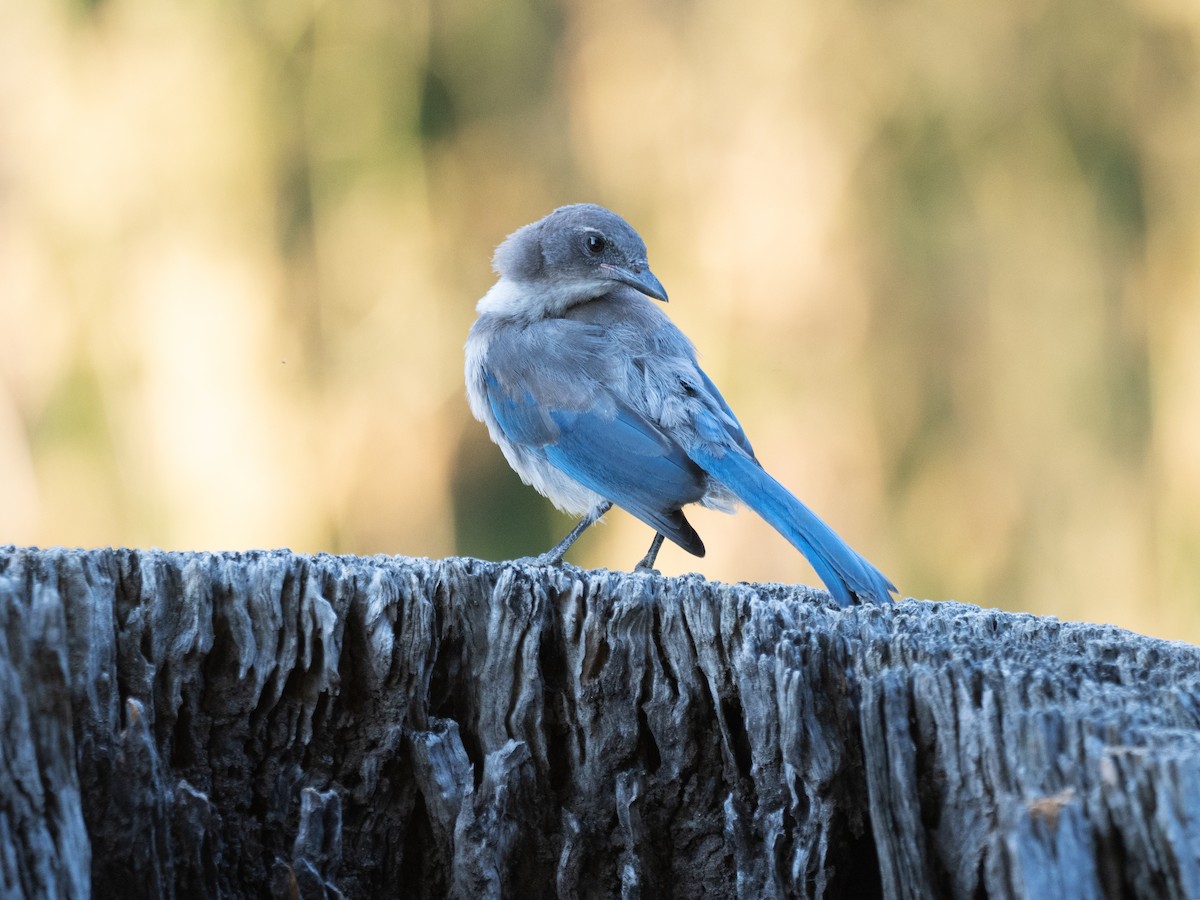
<box><xmin>604</xmin><ymin>263</ymin><xmax>668</xmax><ymax>302</ymax></box>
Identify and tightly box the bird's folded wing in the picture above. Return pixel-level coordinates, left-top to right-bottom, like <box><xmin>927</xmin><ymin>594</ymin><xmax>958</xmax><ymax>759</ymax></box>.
<box><xmin>483</xmin><ymin>368</ymin><xmax>705</xmax><ymax>555</ymax></box>
<box><xmin>483</xmin><ymin>370</ymin><xmax>561</xmax><ymax>446</ymax></box>
<box><xmin>689</xmin><ymin>368</ymin><xmax>755</xmax><ymax>459</ymax></box>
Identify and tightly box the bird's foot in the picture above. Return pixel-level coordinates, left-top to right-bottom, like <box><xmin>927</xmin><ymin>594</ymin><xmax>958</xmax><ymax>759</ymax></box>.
<box><xmin>633</xmin><ymin>533</ymin><xmax>666</xmax><ymax>573</ymax></box>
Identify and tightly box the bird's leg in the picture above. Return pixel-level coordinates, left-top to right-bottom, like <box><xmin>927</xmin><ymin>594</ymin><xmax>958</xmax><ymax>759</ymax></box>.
<box><xmin>634</xmin><ymin>533</ymin><xmax>666</xmax><ymax>572</ymax></box>
<box><xmin>529</xmin><ymin>500</ymin><xmax>613</xmax><ymax>566</ymax></box>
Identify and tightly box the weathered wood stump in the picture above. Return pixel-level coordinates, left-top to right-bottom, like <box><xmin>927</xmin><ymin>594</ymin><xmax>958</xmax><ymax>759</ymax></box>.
<box><xmin>1</xmin><ymin>546</ymin><xmax>1198</xmax><ymax>899</ymax></box>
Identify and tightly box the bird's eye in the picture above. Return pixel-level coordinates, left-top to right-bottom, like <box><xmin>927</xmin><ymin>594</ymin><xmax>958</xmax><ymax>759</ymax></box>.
<box><xmin>584</xmin><ymin>233</ymin><xmax>606</xmax><ymax>255</ymax></box>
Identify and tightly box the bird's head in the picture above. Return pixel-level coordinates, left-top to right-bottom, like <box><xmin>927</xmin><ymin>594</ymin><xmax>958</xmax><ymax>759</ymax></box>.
<box><xmin>488</xmin><ymin>204</ymin><xmax>668</xmax><ymax>317</ymax></box>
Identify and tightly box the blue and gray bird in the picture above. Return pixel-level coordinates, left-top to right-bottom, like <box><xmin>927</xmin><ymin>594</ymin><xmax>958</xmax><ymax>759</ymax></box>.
<box><xmin>465</xmin><ymin>203</ymin><xmax>895</xmax><ymax>606</ymax></box>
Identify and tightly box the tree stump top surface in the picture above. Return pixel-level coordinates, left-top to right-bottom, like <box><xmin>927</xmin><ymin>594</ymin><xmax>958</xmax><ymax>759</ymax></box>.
<box><xmin>2</xmin><ymin>546</ymin><xmax>1198</xmax><ymax>899</ymax></box>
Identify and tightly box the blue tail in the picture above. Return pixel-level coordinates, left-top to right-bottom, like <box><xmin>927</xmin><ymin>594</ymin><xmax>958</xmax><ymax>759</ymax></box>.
<box><xmin>691</xmin><ymin>446</ymin><xmax>895</xmax><ymax>606</ymax></box>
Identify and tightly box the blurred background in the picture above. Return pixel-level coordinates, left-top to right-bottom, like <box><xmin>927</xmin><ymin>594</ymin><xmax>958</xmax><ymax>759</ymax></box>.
<box><xmin>2</xmin><ymin>0</ymin><xmax>1198</xmax><ymax>639</ymax></box>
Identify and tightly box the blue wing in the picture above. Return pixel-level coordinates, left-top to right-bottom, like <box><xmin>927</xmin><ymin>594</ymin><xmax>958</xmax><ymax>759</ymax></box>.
<box><xmin>483</xmin><ymin>371</ymin><xmax>559</xmax><ymax>446</ymax></box>
<box><xmin>483</xmin><ymin>370</ymin><xmax>707</xmax><ymax>555</ymax></box>
<box><xmin>691</xmin><ymin>368</ymin><xmax>755</xmax><ymax>458</ymax></box>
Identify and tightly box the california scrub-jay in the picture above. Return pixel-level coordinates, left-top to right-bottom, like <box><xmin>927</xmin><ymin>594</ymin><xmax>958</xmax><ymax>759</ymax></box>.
<box><xmin>465</xmin><ymin>203</ymin><xmax>895</xmax><ymax>606</ymax></box>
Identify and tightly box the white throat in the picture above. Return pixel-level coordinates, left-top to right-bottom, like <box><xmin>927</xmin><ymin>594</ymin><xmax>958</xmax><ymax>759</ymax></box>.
<box><xmin>476</xmin><ymin>276</ymin><xmax>610</xmax><ymax>320</ymax></box>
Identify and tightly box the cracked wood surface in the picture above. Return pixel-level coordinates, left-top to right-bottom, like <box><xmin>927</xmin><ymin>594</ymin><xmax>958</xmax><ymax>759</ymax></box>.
<box><xmin>1</xmin><ymin>546</ymin><xmax>1199</xmax><ymax>899</ymax></box>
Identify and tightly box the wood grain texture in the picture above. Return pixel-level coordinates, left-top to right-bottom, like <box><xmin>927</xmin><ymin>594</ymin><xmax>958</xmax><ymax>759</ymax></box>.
<box><xmin>2</xmin><ymin>546</ymin><xmax>1198</xmax><ymax>899</ymax></box>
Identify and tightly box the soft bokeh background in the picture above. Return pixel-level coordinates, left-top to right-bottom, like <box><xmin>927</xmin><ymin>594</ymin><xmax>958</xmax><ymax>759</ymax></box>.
<box><xmin>3</xmin><ymin>0</ymin><xmax>1199</xmax><ymax>639</ymax></box>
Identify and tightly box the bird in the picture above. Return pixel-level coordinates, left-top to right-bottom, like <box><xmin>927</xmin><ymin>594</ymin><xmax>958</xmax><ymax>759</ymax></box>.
<box><xmin>464</xmin><ymin>203</ymin><xmax>895</xmax><ymax>606</ymax></box>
